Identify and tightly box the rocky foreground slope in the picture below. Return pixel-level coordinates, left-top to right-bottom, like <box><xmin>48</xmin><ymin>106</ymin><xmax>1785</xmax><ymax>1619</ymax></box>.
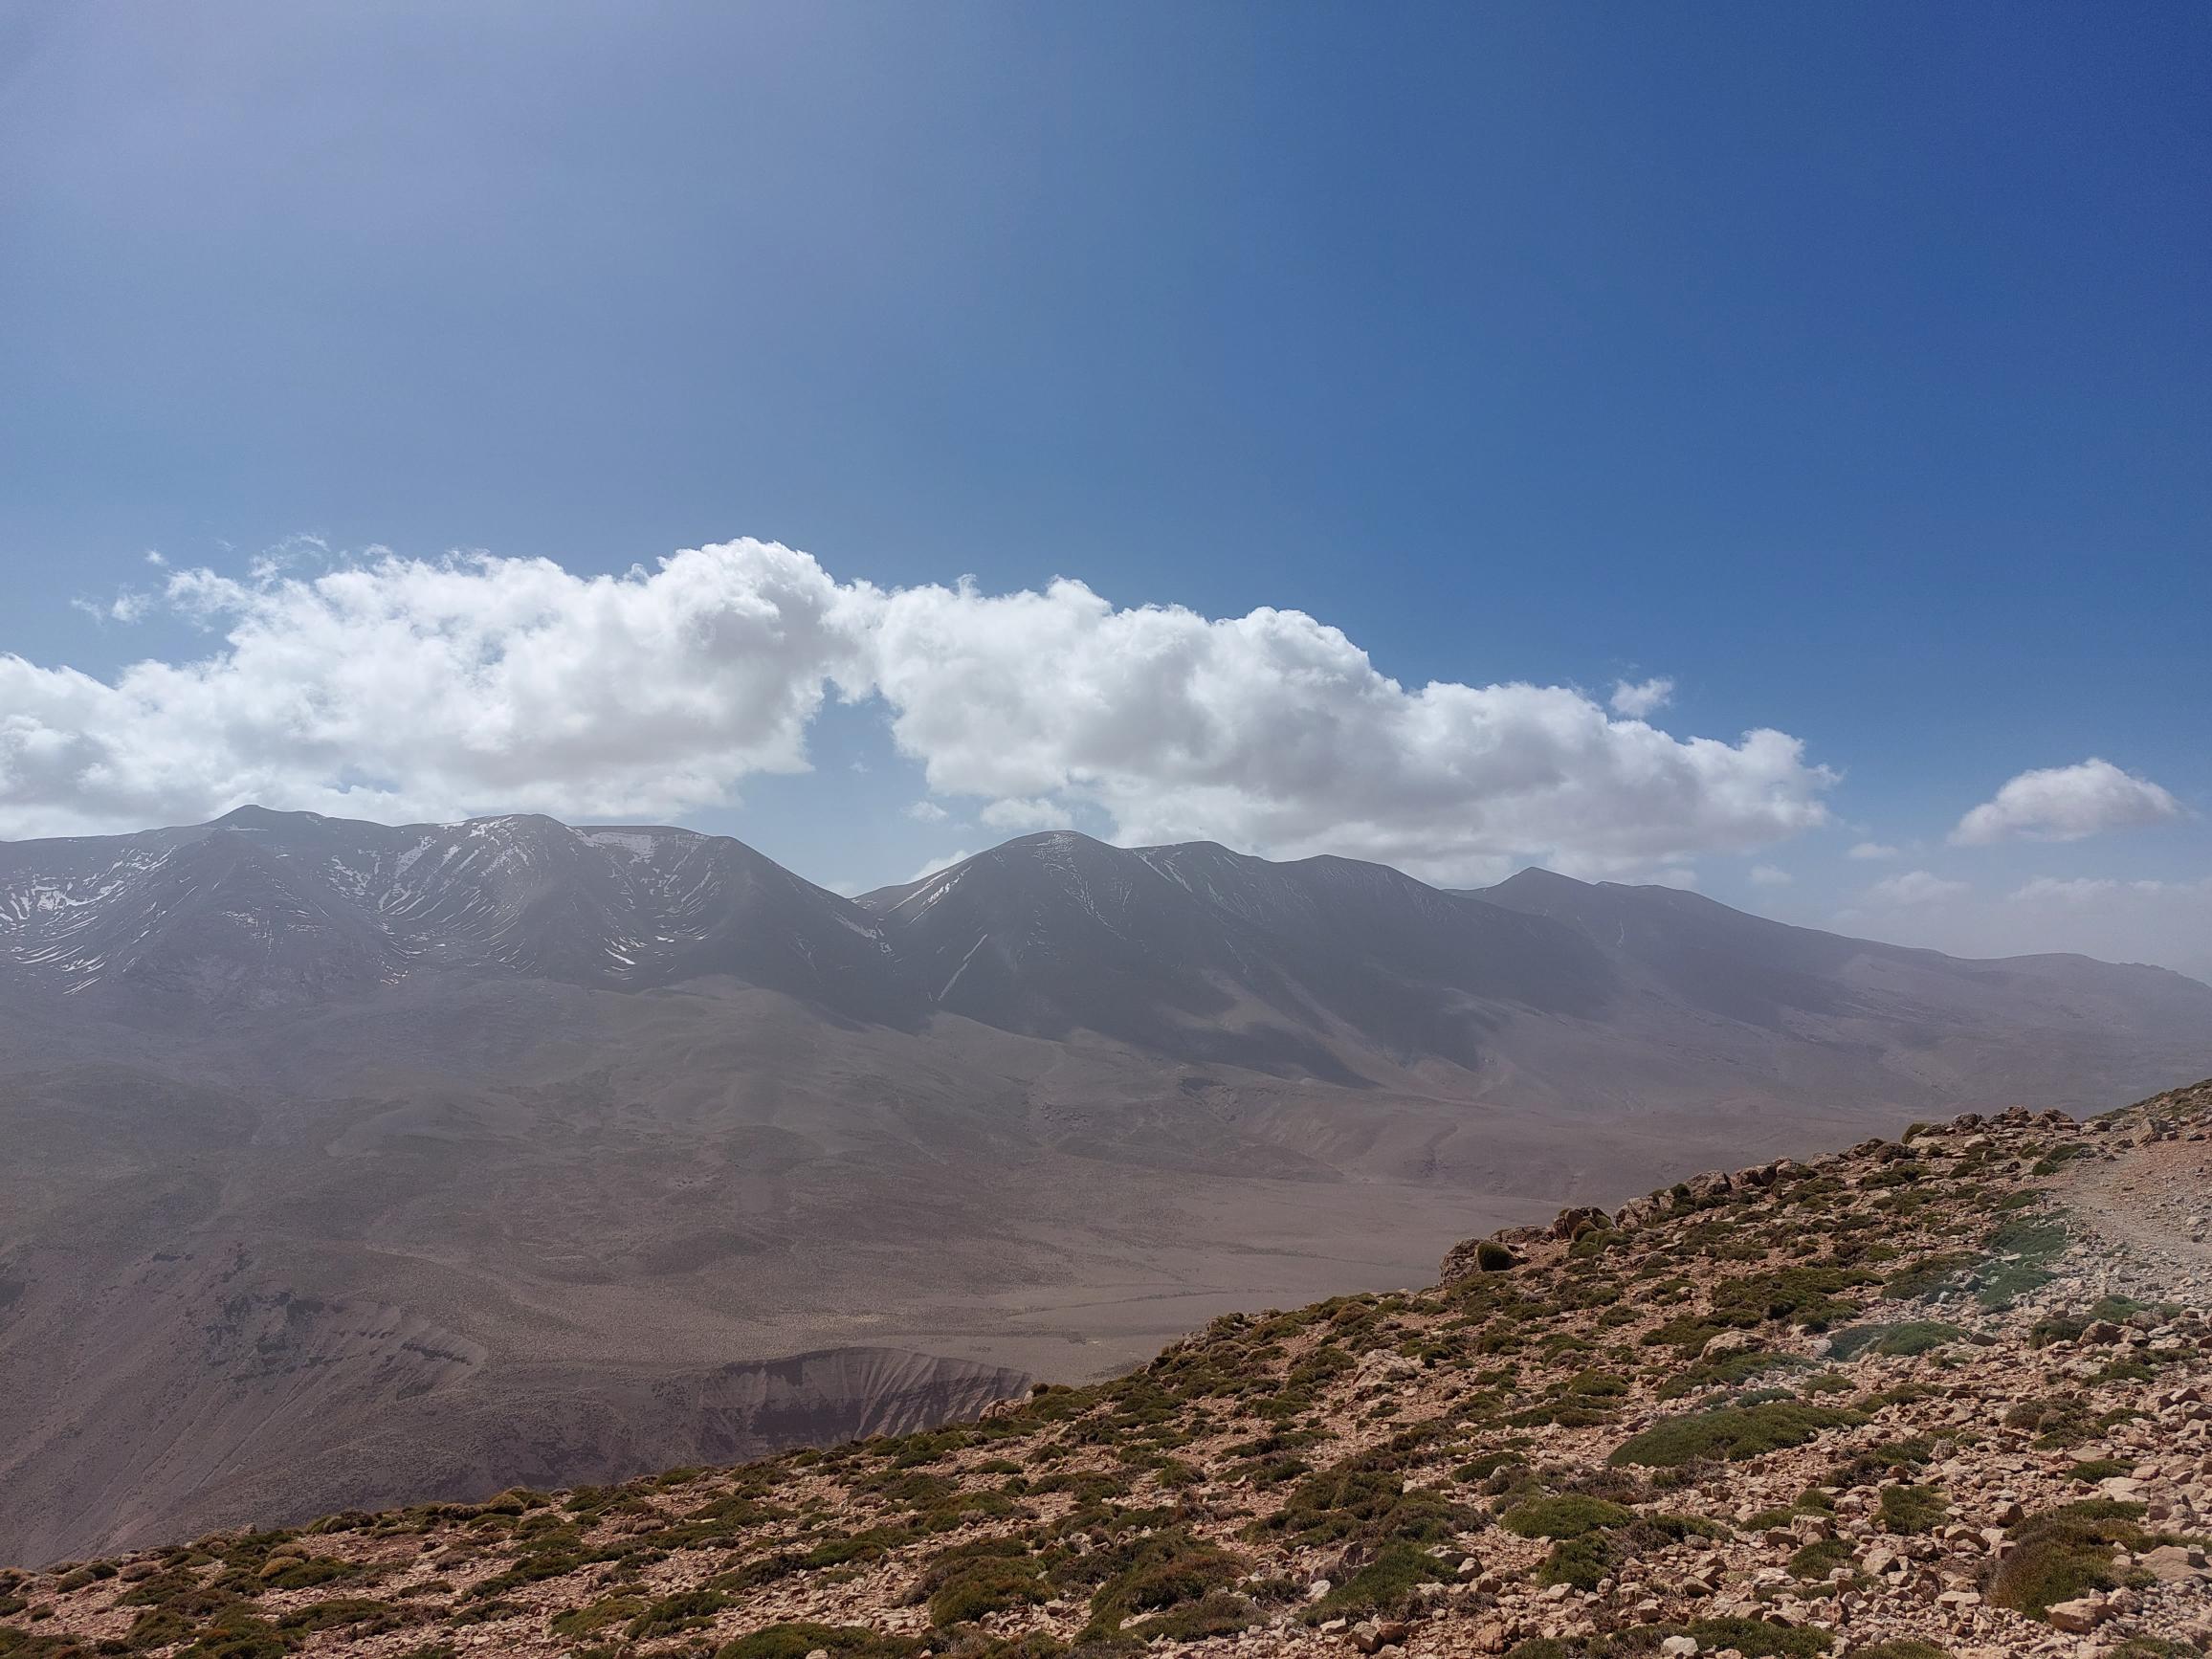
<box><xmin>8</xmin><ymin>1082</ymin><xmax>2212</xmax><ymax>1659</ymax></box>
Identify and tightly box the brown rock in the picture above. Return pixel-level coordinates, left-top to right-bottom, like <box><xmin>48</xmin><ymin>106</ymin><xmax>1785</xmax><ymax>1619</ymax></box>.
<box><xmin>2046</xmin><ymin>1595</ymin><xmax>2109</xmax><ymax>1632</ymax></box>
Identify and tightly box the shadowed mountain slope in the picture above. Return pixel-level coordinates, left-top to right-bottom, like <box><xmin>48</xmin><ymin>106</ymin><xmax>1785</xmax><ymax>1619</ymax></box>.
<box><xmin>857</xmin><ymin>834</ymin><xmax>1613</xmax><ymax>1076</ymax></box>
<box><xmin>0</xmin><ymin>807</ymin><xmax>905</xmax><ymax>1017</ymax></box>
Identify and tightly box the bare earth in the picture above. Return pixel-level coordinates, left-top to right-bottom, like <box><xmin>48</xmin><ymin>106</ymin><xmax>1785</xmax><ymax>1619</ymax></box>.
<box><xmin>11</xmin><ymin>1079</ymin><xmax>2212</xmax><ymax>1658</ymax></box>
<box><xmin>2061</xmin><ymin>1126</ymin><xmax>2212</xmax><ymax>1294</ymax></box>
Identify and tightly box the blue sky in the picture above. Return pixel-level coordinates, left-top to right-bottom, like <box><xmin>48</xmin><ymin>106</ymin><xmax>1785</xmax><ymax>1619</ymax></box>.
<box><xmin>1</xmin><ymin>2</ymin><xmax>2207</xmax><ymax>975</ymax></box>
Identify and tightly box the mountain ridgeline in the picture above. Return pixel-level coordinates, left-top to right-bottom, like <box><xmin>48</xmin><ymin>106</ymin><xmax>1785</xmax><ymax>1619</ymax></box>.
<box><xmin>3</xmin><ymin>807</ymin><xmax>2204</xmax><ymax>1106</ymax></box>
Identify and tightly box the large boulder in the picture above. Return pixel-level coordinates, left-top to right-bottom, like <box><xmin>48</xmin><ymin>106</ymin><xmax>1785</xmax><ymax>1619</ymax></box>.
<box><xmin>1613</xmin><ymin>1192</ymin><xmax>1670</xmax><ymax>1231</ymax></box>
<box><xmin>1683</xmin><ymin>1170</ymin><xmax>1732</xmax><ymax>1204</ymax></box>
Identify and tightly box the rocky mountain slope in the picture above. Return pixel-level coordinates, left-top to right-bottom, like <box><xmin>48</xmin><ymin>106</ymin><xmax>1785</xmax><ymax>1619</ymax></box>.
<box><xmin>0</xmin><ymin>807</ymin><xmax>904</xmax><ymax>1015</ymax></box>
<box><xmin>857</xmin><ymin>836</ymin><xmax>1612</xmax><ymax>1076</ymax></box>
<box><xmin>8</xmin><ymin>1079</ymin><xmax>2211</xmax><ymax>1659</ymax></box>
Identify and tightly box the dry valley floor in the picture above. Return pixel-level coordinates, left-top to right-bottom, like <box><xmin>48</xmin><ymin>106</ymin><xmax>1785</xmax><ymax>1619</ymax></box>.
<box><xmin>8</xmin><ymin>1081</ymin><xmax>2212</xmax><ymax>1659</ymax></box>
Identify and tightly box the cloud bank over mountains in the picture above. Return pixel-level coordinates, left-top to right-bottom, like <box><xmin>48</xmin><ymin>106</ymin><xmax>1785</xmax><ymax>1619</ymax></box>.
<box><xmin>5</xmin><ymin>542</ymin><xmax>865</xmax><ymax>841</ymax></box>
<box><xmin>6</xmin><ymin>537</ymin><xmax>2201</xmax><ymax>981</ymax></box>
<box><xmin>1841</xmin><ymin>870</ymin><xmax>2212</xmax><ymax>987</ymax></box>
<box><xmin>0</xmin><ymin>539</ymin><xmax>1836</xmax><ymax>883</ymax></box>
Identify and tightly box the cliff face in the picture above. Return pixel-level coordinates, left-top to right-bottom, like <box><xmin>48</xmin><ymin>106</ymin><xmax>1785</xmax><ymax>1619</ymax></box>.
<box><xmin>0</xmin><ymin>1340</ymin><xmax>1029</xmax><ymax>1571</ymax></box>
<box><xmin>7</xmin><ymin>1081</ymin><xmax>2212</xmax><ymax>1659</ymax></box>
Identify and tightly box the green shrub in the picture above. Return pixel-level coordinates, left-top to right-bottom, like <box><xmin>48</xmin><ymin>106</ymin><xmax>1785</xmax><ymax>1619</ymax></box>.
<box><xmin>1877</xmin><ymin>1483</ymin><xmax>1948</xmax><ymax>1535</ymax></box>
<box><xmin>1302</xmin><ymin>1542</ymin><xmax>1454</xmax><ymax>1622</ymax></box>
<box><xmin>1500</xmin><ymin>1495</ymin><xmax>1633</xmax><ymax>1539</ymax></box>
<box><xmin>1990</xmin><ymin>1501</ymin><xmax>2151</xmax><ymax>1618</ymax></box>
<box><xmin>2068</xmin><ymin>1457</ymin><xmax>2135</xmax><ymax>1483</ymax></box>
<box><xmin>1082</xmin><ymin>1532</ymin><xmax>1243</xmax><ymax>1635</ymax></box>
<box><xmin>1609</xmin><ymin>1403</ymin><xmax>1862</xmax><ymax>1468</ymax></box>
<box><xmin>1710</xmin><ymin>1267</ymin><xmax>1871</xmax><ymax>1331</ymax></box>
<box><xmin>716</xmin><ymin>1625</ymin><xmax>919</xmax><ymax>1659</ymax></box>
<box><xmin>1665</xmin><ymin>1618</ymin><xmax>1832</xmax><ymax>1656</ymax></box>
<box><xmin>1828</xmin><ymin>1321</ymin><xmax>1967</xmax><ymax>1360</ymax></box>
<box><xmin>928</xmin><ymin>1559</ymin><xmax>1049</xmax><ymax>1628</ymax></box>
<box><xmin>176</xmin><ymin>1608</ymin><xmax>297</xmax><ymax>1659</ymax></box>
<box><xmin>1475</xmin><ymin>1242</ymin><xmax>1519</xmax><ymax>1272</ymax></box>
<box><xmin>1875</xmin><ymin>1256</ymin><xmax>1981</xmax><ymax>1309</ymax></box>
<box><xmin>547</xmin><ymin>1596</ymin><xmax>645</xmax><ymax>1639</ymax></box>
<box><xmin>625</xmin><ymin>1589</ymin><xmax>730</xmax><ymax>1642</ymax></box>
<box><xmin>124</xmin><ymin>1608</ymin><xmax>198</xmax><ymax>1649</ymax></box>
<box><xmin>1788</xmin><ymin>1537</ymin><xmax>1853</xmax><ymax>1581</ymax></box>
<box><xmin>255</xmin><ymin>1556</ymin><xmax>357</xmax><ymax>1592</ymax></box>
<box><xmin>1256</xmin><ymin>1459</ymin><xmax>1471</xmax><ymax>1548</ymax></box>
<box><xmin>1536</xmin><ymin>1534</ymin><xmax>1613</xmax><ymax>1591</ymax></box>
<box><xmin>1125</xmin><ymin>1590</ymin><xmax>1255</xmax><ymax>1642</ymax></box>
<box><xmin>1975</xmin><ymin>1218</ymin><xmax>2068</xmax><ymax>1309</ymax></box>
<box><xmin>276</xmin><ymin>1598</ymin><xmax>407</xmax><ymax>1635</ymax></box>
<box><xmin>1565</xmin><ymin>1368</ymin><xmax>1628</xmax><ymax>1397</ymax></box>
<box><xmin>1657</xmin><ymin>1349</ymin><xmax>1800</xmax><ymax>1400</ymax></box>
<box><xmin>2030</xmin><ymin>1143</ymin><xmax>2090</xmax><ymax>1176</ymax></box>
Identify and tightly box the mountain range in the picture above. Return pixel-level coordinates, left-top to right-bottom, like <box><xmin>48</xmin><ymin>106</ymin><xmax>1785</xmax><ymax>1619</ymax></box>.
<box><xmin>7</xmin><ymin>806</ymin><xmax>2203</xmax><ymax>1099</ymax></box>
<box><xmin>0</xmin><ymin>806</ymin><xmax>2205</xmax><ymax>1564</ymax></box>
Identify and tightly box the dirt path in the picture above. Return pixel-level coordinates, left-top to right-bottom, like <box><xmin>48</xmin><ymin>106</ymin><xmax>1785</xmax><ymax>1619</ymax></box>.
<box><xmin>2058</xmin><ymin>1115</ymin><xmax>2212</xmax><ymax>1299</ymax></box>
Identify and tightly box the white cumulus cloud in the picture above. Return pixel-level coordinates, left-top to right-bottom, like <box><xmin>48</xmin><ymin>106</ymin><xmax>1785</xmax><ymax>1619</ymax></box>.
<box><xmin>1608</xmin><ymin>676</ymin><xmax>1674</xmax><ymax>718</ymax></box>
<box><xmin>977</xmin><ymin>797</ymin><xmax>1077</xmax><ymax>832</ymax></box>
<box><xmin>1951</xmin><ymin>758</ymin><xmax>2183</xmax><ymax>847</ymax></box>
<box><xmin>1847</xmin><ymin>840</ymin><xmax>1900</xmax><ymax>860</ymax></box>
<box><xmin>1748</xmin><ymin>864</ymin><xmax>1793</xmax><ymax>887</ymax></box>
<box><xmin>0</xmin><ymin>540</ymin><xmax>869</xmax><ymax>838</ymax></box>
<box><xmin>867</xmin><ymin>580</ymin><xmax>1829</xmax><ymax>882</ymax></box>
<box><xmin>1862</xmin><ymin>870</ymin><xmax>1969</xmax><ymax>908</ymax></box>
<box><xmin>0</xmin><ymin>539</ymin><xmax>1837</xmax><ymax>881</ymax></box>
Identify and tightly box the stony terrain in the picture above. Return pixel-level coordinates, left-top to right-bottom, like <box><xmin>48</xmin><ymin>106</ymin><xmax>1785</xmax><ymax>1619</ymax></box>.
<box><xmin>7</xmin><ymin>1078</ymin><xmax>2212</xmax><ymax>1659</ymax></box>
